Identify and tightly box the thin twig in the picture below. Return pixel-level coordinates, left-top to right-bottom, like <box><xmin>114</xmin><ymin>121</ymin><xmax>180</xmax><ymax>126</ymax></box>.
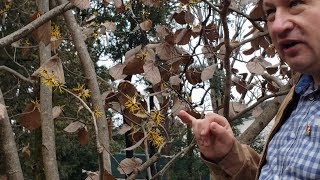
<box><xmin>0</xmin><ymin>65</ymin><xmax>34</xmax><ymax>83</ymax></box>
<box><xmin>150</xmin><ymin>140</ymin><xmax>196</xmax><ymax>180</ymax></box>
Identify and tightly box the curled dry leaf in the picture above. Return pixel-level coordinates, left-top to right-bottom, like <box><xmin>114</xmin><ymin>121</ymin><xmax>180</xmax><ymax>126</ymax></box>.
<box><xmin>22</xmin><ymin>145</ymin><xmax>31</xmax><ymax>159</ymax></box>
<box><xmin>30</xmin><ymin>11</ymin><xmax>51</xmax><ymax>45</ymax></box>
<box><xmin>235</xmin><ymin>79</ymin><xmax>247</xmax><ymax>94</ymax></box>
<box><xmin>109</xmin><ymin>64</ymin><xmax>127</xmax><ymax>80</ymax></box>
<box><xmin>64</xmin><ymin>121</ymin><xmax>85</xmax><ymax>133</ymax></box>
<box><xmin>68</xmin><ymin>0</ymin><xmax>90</xmax><ymax>10</ymax></box>
<box><xmin>143</xmin><ymin>60</ymin><xmax>161</xmax><ymax>85</ymax></box>
<box><xmin>116</xmin><ymin>124</ymin><xmax>132</xmax><ymax>135</ymax></box>
<box><xmin>186</xmin><ymin>68</ymin><xmax>202</xmax><ymax>85</ymax></box>
<box><xmin>140</xmin><ymin>19</ymin><xmax>152</xmax><ymax>31</ymax></box>
<box><xmin>171</xmin><ymin>98</ymin><xmax>189</xmax><ymax>117</ymax></box>
<box><xmin>101</xmin><ymin>21</ymin><xmax>116</xmax><ymax>32</ymax></box>
<box><xmin>169</xmin><ymin>75</ymin><xmax>181</xmax><ymax>86</ymax></box>
<box><xmin>118</xmin><ymin>81</ymin><xmax>137</xmax><ymax>95</ymax></box>
<box><xmin>84</xmin><ymin>170</ymin><xmax>115</xmax><ymax>180</ymax></box>
<box><xmin>246</xmin><ymin>58</ymin><xmax>270</xmax><ymax>75</ymax></box>
<box><xmin>51</xmin><ymin>39</ymin><xmax>62</xmax><ymax>53</ymax></box>
<box><xmin>141</xmin><ymin>0</ymin><xmax>160</xmax><ymax>7</ymax></box>
<box><xmin>19</xmin><ymin>103</ymin><xmax>41</xmax><ymax>131</ymax></box>
<box><xmin>114</xmin><ymin>0</ymin><xmax>125</xmax><ymax>13</ymax></box>
<box><xmin>32</xmin><ymin>55</ymin><xmax>65</xmax><ymax>83</ymax></box>
<box><xmin>266</xmin><ymin>65</ymin><xmax>278</xmax><ymax>75</ymax></box>
<box><xmin>202</xmin><ymin>45</ymin><xmax>215</xmax><ymax>59</ymax></box>
<box><xmin>201</xmin><ymin>64</ymin><xmax>217</xmax><ymax>81</ymax></box>
<box><xmin>52</xmin><ymin>106</ymin><xmax>62</xmax><ymax>119</ymax></box>
<box><xmin>172</xmin><ymin>10</ymin><xmax>195</xmax><ymax>25</ymax></box>
<box><xmin>174</xmin><ymin>28</ymin><xmax>192</xmax><ymax>45</ymax></box>
<box><xmin>78</xmin><ymin>126</ymin><xmax>89</xmax><ymax>146</ymax></box>
<box><xmin>243</xmin><ymin>47</ymin><xmax>255</xmax><ymax>55</ymax></box>
<box><xmin>117</xmin><ymin>158</ymin><xmax>143</xmax><ymax>175</ymax></box>
<box><xmin>249</xmin><ymin>0</ymin><xmax>264</xmax><ymax>20</ymax></box>
<box><xmin>155</xmin><ymin>25</ymin><xmax>171</xmax><ymax>39</ymax></box>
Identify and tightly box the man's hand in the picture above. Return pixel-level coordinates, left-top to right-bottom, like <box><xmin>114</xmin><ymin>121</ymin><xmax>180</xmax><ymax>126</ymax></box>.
<box><xmin>178</xmin><ymin>110</ymin><xmax>235</xmax><ymax>162</ymax></box>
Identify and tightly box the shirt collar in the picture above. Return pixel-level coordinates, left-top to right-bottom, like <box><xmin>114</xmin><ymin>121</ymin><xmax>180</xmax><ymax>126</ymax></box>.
<box><xmin>295</xmin><ymin>74</ymin><xmax>313</xmax><ymax>94</ymax></box>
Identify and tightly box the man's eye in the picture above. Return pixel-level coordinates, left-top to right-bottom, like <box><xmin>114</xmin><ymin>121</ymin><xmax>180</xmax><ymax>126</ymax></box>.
<box><xmin>265</xmin><ymin>9</ymin><xmax>275</xmax><ymax>21</ymax></box>
<box><xmin>289</xmin><ymin>0</ymin><xmax>302</xmax><ymax>7</ymax></box>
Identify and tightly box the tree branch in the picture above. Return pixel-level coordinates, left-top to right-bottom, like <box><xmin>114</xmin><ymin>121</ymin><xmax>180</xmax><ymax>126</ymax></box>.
<box><xmin>0</xmin><ymin>65</ymin><xmax>34</xmax><ymax>83</ymax></box>
<box><xmin>0</xmin><ymin>2</ymin><xmax>74</xmax><ymax>47</ymax></box>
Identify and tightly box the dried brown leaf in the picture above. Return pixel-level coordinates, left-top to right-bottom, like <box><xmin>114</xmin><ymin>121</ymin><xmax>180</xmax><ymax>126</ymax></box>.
<box><xmin>78</xmin><ymin>127</ymin><xmax>89</xmax><ymax>146</ymax></box>
<box><xmin>140</xmin><ymin>19</ymin><xmax>152</xmax><ymax>31</ymax></box>
<box><xmin>186</xmin><ymin>68</ymin><xmax>202</xmax><ymax>85</ymax></box>
<box><xmin>64</xmin><ymin>121</ymin><xmax>85</xmax><ymax>133</ymax></box>
<box><xmin>19</xmin><ymin>103</ymin><xmax>41</xmax><ymax>131</ymax></box>
<box><xmin>32</xmin><ymin>56</ymin><xmax>65</xmax><ymax>83</ymax></box>
<box><xmin>143</xmin><ymin>61</ymin><xmax>161</xmax><ymax>85</ymax></box>
<box><xmin>30</xmin><ymin>11</ymin><xmax>51</xmax><ymax>45</ymax></box>
<box><xmin>173</xmin><ymin>11</ymin><xmax>187</xmax><ymax>25</ymax></box>
<box><xmin>52</xmin><ymin>106</ymin><xmax>62</xmax><ymax>119</ymax></box>
<box><xmin>202</xmin><ymin>45</ymin><xmax>215</xmax><ymax>59</ymax></box>
<box><xmin>184</xmin><ymin>10</ymin><xmax>195</xmax><ymax>24</ymax></box>
<box><xmin>141</xmin><ymin>0</ymin><xmax>160</xmax><ymax>7</ymax></box>
<box><xmin>171</xmin><ymin>98</ymin><xmax>189</xmax><ymax>117</ymax></box>
<box><xmin>249</xmin><ymin>1</ymin><xmax>264</xmax><ymax>20</ymax></box>
<box><xmin>174</xmin><ymin>28</ymin><xmax>192</xmax><ymax>45</ymax></box>
<box><xmin>235</xmin><ymin>80</ymin><xmax>247</xmax><ymax>94</ymax></box>
<box><xmin>109</xmin><ymin>64</ymin><xmax>127</xmax><ymax>80</ymax></box>
<box><xmin>169</xmin><ymin>75</ymin><xmax>181</xmax><ymax>86</ymax></box>
<box><xmin>266</xmin><ymin>65</ymin><xmax>278</xmax><ymax>75</ymax></box>
<box><xmin>246</xmin><ymin>57</ymin><xmax>271</xmax><ymax>75</ymax></box>
<box><xmin>117</xmin><ymin>158</ymin><xmax>143</xmax><ymax>175</ymax></box>
<box><xmin>22</xmin><ymin>145</ymin><xmax>31</xmax><ymax>159</ymax></box>
<box><xmin>243</xmin><ymin>47</ymin><xmax>255</xmax><ymax>55</ymax></box>
<box><xmin>114</xmin><ymin>0</ymin><xmax>125</xmax><ymax>13</ymax></box>
<box><xmin>116</xmin><ymin>124</ymin><xmax>132</xmax><ymax>135</ymax></box>
<box><xmin>101</xmin><ymin>21</ymin><xmax>116</xmax><ymax>32</ymax></box>
<box><xmin>69</xmin><ymin>0</ymin><xmax>90</xmax><ymax>10</ymax></box>
<box><xmin>201</xmin><ymin>64</ymin><xmax>217</xmax><ymax>81</ymax></box>
<box><xmin>51</xmin><ymin>39</ymin><xmax>62</xmax><ymax>53</ymax></box>
<box><xmin>155</xmin><ymin>25</ymin><xmax>171</xmax><ymax>39</ymax></box>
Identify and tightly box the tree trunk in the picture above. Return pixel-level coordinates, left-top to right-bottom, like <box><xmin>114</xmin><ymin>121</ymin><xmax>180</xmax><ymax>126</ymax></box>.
<box><xmin>37</xmin><ymin>0</ymin><xmax>60</xmax><ymax>179</ymax></box>
<box><xmin>0</xmin><ymin>88</ymin><xmax>24</xmax><ymax>179</ymax></box>
<box><xmin>57</xmin><ymin>0</ymin><xmax>112</xmax><ymax>175</ymax></box>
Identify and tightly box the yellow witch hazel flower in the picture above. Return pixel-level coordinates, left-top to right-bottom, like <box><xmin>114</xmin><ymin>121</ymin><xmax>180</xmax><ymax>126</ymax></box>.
<box><xmin>93</xmin><ymin>106</ymin><xmax>102</xmax><ymax>118</ymax></box>
<box><xmin>51</xmin><ymin>25</ymin><xmax>61</xmax><ymax>40</ymax></box>
<box><xmin>147</xmin><ymin>129</ymin><xmax>165</xmax><ymax>149</ymax></box>
<box><xmin>38</xmin><ymin>68</ymin><xmax>65</xmax><ymax>92</ymax></box>
<box><xmin>72</xmin><ymin>83</ymin><xmax>90</xmax><ymax>100</ymax></box>
<box><xmin>124</xmin><ymin>95</ymin><xmax>145</xmax><ymax>115</ymax></box>
<box><xmin>151</xmin><ymin>109</ymin><xmax>165</xmax><ymax>125</ymax></box>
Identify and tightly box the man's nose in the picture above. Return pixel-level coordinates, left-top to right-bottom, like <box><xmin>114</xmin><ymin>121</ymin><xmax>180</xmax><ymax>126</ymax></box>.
<box><xmin>269</xmin><ymin>11</ymin><xmax>294</xmax><ymax>38</ymax></box>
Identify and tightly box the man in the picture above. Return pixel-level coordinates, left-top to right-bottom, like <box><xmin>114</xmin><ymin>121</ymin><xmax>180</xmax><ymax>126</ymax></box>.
<box><xmin>178</xmin><ymin>0</ymin><xmax>320</xmax><ymax>179</ymax></box>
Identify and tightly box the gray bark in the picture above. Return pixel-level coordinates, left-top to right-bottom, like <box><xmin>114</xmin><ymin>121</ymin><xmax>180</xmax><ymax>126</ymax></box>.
<box><xmin>0</xmin><ymin>88</ymin><xmax>24</xmax><ymax>179</ymax></box>
<box><xmin>37</xmin><ymin>0</ymin><xmax>60</xmax><ymax>178</ymax></box>
<box><xmin>56</xmin><ymin>0</ymin><xmax>112</xmax><ymax>175</ymax></box>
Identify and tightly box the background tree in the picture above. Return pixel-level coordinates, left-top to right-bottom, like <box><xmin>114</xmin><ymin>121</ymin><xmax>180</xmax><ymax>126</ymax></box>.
<box><xmin>0</xmin><ymin>0</ymin><xmax>294</xmax><ymax>179</ymax></box>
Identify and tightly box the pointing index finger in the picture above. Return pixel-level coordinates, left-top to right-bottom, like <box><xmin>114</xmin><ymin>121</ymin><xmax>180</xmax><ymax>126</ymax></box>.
<box><xmin>177</xmin><ymin>110</ymin><xmax>196</xmax><ymax>126</ymax></box>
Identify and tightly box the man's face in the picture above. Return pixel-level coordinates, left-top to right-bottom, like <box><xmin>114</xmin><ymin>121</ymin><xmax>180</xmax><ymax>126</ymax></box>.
<box><xmin>263</xmin><ymin>0</ymin><xmax>320</xmax><ymax>76</ymax></box>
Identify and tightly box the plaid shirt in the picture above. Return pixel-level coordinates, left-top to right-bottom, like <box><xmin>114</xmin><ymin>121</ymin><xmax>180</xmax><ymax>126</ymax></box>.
<box><xmin>259</xmin><ymin>75</ymin><xmax>320</xmax><ymax>179</ymax></box>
